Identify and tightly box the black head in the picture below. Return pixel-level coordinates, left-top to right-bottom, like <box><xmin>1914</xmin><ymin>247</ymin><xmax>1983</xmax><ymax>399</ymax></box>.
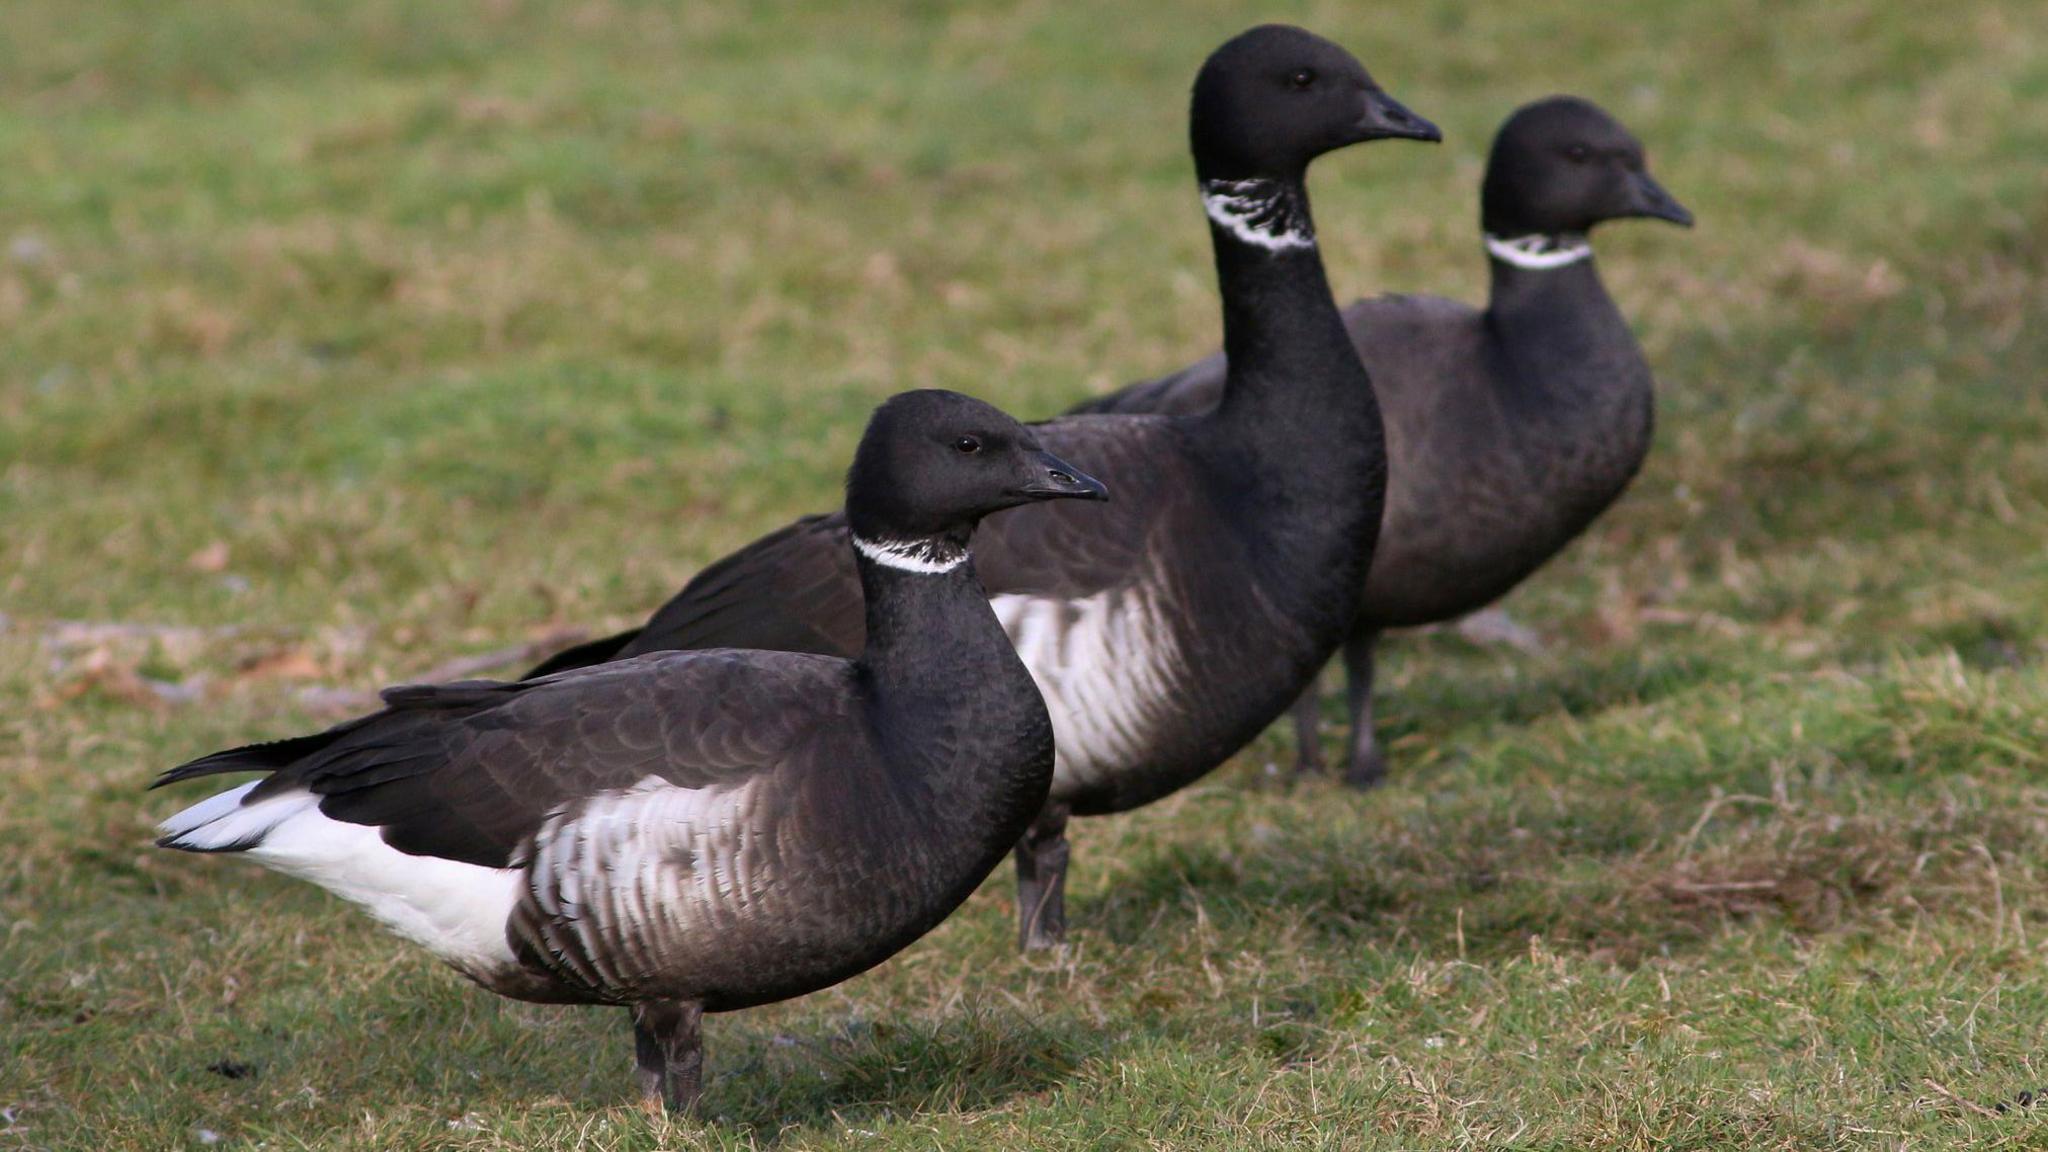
<box><xmin>1189</xmin><ymin>24</ymin><xmax>1441</xmax><ymax>182</ymax></box>
<box><xmin>844</xmin><ymin>390</ymin><xmax>1108</xmax><ymax>543</ymax></box>
<box><xmin>1481</xmin><ymin>96</ymin><xmax>1693</xmax><ymax>237</ymax></box>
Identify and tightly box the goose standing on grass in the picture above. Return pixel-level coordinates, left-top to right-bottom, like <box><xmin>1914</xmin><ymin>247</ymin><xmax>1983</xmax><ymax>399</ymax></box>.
<box><xmin>1075</xmin><ymin>96</ymin><xmax>1693</xmax><ymax>788</ymax></box>
<box><xmin>153</xmin><ymin>390</ymin><xmax>1107</xmax><ymax>1114</ymax></box>
<box><xmin>525</xmin><ymin>25</ymin><xmax>1441</xmax><ymax>950</ymax></box>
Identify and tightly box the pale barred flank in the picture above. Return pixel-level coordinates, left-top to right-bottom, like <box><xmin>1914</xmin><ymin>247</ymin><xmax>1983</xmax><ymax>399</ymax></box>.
<box><xmin>993</xmin><ymin>578</ymin><xmax>1186</xmax><ymax>800</ymax></box>
<box><xmin>511</xmin><ymin>776</ymin><xmax>769</xmax><ymax>996</ymax></box>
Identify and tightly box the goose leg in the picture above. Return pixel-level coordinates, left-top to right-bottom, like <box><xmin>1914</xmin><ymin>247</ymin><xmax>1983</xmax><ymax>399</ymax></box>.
<box><xmin>1340</xmin><ymin>629</ymin><xmax>1387</xmax><ymax>790</ymax></box>
<box><xmin>1289</xmin><ymin>675</ymin><xmax>1325</xmax><ymax>776</ymax></box>
<box><xmin>1014</xmin><ymin>802</ymin><xmax>1072</xmax><ymax>951</ymax></box>
<box><xmin>631</xmin><ymin>999</ymin><xmax>705</xmax><ymax>1115</ymax></box>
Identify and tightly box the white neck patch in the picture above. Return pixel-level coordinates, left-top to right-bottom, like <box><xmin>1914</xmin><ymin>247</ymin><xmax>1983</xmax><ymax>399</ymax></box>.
<box><xmin>1202</xmin><ymin>178</ymin><xmax>1314</xmax><ymax>252</ymax></box>
<box><xmin>1485</xmin><ymin>232</ymin><xmax>1594</xmax><ymax>270</ymax></box>
<box><xmin>852</xmin><ymin>534</ymin><xmax>968</xmax><ymax>575</ymax></box>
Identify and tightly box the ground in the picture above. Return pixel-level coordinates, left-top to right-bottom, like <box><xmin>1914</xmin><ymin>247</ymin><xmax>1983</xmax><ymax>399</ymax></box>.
<box><xmin>3</xmin><ymin>1</ymin><xmax>2047</xmax><ymax>1149</ymax></box>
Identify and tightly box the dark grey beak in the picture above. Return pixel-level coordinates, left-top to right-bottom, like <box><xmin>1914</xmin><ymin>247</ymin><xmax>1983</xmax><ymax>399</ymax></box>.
<box><xmin>1627</xmin><ymin>171</ymin><xmax>1694</xmax><ymax>227</ymax></box>
<box><xmin>1016</xmin><ymin>449</ymin><xmax>1109</xmax><ymax>502</ymax></box>
<box><xmin>1356</xmin><ymin>89</ymin><xmax>1442</xmax><ymax>144</ymax></box>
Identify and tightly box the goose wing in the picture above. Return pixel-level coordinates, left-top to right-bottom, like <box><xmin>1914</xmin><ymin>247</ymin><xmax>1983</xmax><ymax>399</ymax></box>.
<box><xmin>968</xmin><ymin>413</ymin><xmax>1190</xmax><ymax>598</ymax></box>
<box><xmin>521</xmin><ymin>415</ymin><xmax>1186</xmax><ymax>668</ymax></box>
<box><xmin>155</xmin><ymin>649</ymin><xmax>854</xmax><ymax>869</ymax></box>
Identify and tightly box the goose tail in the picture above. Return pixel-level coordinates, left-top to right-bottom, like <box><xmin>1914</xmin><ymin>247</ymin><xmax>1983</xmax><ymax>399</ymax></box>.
<box><xmin>152</xmin><ymin>720</ymin><xmax>366</xmax><ymax>851</ymax></box>
<box><xmin>156</xmin><ymin>780</ymin><xmax>304</xmax><ymax>854</ymax></box>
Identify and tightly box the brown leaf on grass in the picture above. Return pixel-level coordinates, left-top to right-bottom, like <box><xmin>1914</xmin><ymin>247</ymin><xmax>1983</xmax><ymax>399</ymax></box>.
<box><xmin>236</xmin><ymin>649</ymin><xmax>326</xmax><ymax>682</ymax></box>
<box><xmin>40</xmin><ymin>619</ymin><xmax>231</xmax><ymax>661</ymax></box>
<box><xmin>40</xmin><ymin>648</ymin><xmax>198</xmax><ymax>711</ymax></box>
<box><xmin>144</xmin><ymin>287</ymin><xmax>242</xmax><ymax>358</ymax></box>
<box><xmin>186</xmin><ymin>540</ymin><xmax>231</xmax><ymax>573</ymax></box>
<box><xmin>1589</xmin><ymin>570</ymin><xmax>1640</xmax><ymax>647</ymax></box>
<box><xmin>1451</xmin><ymin>608</ymin><xmax>1547</xmax><ymax>656</ymax></box>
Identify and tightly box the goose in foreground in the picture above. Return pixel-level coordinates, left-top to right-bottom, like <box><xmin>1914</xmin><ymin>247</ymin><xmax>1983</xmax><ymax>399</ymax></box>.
<box><xmin>152</xmin><ymin>390</ymin><xmax>1108</xmax><ymax>1114</ymax></box>
<box><xmin>525</xmin><ymin>25</ymin><xmax>1441</xmax><ymax>950</ymax></box>
<box><xmin>1072</xmin><ymin>96</ymin><xmax>1693</xmax><ymax>787</ymax></box>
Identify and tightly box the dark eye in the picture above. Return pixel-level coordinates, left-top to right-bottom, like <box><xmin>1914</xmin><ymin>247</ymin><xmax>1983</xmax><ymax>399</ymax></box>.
<box><xmin>1565</xmin><ymin>144</ymin><xmax>1591</xmax><ymax>163</ymax></box>
<box><xmin>954</xmin><ymin>436</ymin><xmax>981</xmax><ymax>454</ymax></box>
<box><xmin>1290</xmin><ymin>68</ymin><xmax>1316</xmax><ymax>89</ymax></box>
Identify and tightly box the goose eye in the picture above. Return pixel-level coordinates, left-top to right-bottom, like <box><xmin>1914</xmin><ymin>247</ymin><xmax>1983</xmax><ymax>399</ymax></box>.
<box><xmin>1565</xmin><ymin>144</ymin><xmax>1591</xmax><ymax>163</ymax></box>
<box><xmin>1290</xmin><ymin>68</ymin><xmax>1316</xmax><ymax>89</ymax></box>
<box><xmin>954</xmin><ymin>436</ymin><xmax>982</xmax><ymax>454</ymax></box>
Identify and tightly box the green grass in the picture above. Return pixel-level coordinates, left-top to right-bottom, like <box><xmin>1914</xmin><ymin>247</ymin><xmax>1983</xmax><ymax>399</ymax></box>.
<box><xmin>5</xmin><ymin>0</ymin><xmax>2048</xmax><ymax>1147</ymax></box>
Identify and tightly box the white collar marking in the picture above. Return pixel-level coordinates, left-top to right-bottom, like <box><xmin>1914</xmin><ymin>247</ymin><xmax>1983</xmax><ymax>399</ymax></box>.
<box><xmin>1202</xmin><ymin>179</ymin><xmax>1315</xmax><ymax>253</ymax></box>
<box><xmin>1485</xmin><ymin>232</ymin><xmax>1594</xmax><ymax>270</ymax></box>
<box><xmin>852</xmin><ymin>534</ymin><xmax>968</xmax><ymax>575</ymax></box>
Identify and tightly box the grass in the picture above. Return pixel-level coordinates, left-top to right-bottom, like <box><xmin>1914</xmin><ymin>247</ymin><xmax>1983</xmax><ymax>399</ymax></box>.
<box><xmin>3</xmin><ymin>0</ymin><xmax>2047</xmax><ymax>1147</ymax></box>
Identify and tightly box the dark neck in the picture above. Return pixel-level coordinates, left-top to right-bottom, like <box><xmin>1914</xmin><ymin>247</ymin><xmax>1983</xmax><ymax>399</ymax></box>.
<box><xmin>834</xmin><ymin>542</ymin><xmax>1053</xmax><ymax>915</ymax></box>
<box><xmin>1200</xmin><ymin>176</ymin><xmax>1368</xmax><ymax>418</ymax></box>
<box><xmin>1485</xmin><ymin>231</ymin><xmax>1605</xmax><ymax>314</ymax></box>
<box><xmin>853</xmin><ymin>537</ymin><xmax>1039</xmax><ymax>720</ymax></box>
<box><xmin>1487</xmin><ymin>233</ymin><xmax>1629</xmax><ymax>333</ymax></box>
<box><xmin>852</xmin><ymin>541</ymin><xmax>1052</xmax><ymax>830</ymax></box>
<box><xmin>1485</xmin><ymin>237</ymin><xmax>1647</xmax><ymax>413</ymax></box>
<box><xmin>1192</xmin><ymin>170</ymin><xmax>1386</xmax><ymax>620</ymax></box>
<box><xmin>856</xmin><ymin>536</ymin><xmax>1000</xmax><ymax>677</ymax></box>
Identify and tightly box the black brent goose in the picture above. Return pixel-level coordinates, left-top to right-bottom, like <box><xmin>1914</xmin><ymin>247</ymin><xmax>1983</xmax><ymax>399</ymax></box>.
<box><xmin>153</xmin><ymin>390</ymin><xmax>1108</xmax><ymax>1113</ymax></box>
<box><xmin>1073</xmin><ymin>95</ymin><xmax>1693</xmax><ymax>787</ymax></box>
<box><xmin>525</xmin><ymin>25</ymin><xmax>1442</xmax><ymax>949</ymax></box>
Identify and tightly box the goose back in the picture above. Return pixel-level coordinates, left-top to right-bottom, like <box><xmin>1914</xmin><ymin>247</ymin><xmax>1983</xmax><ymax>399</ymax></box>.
<box><xmin>1070</xmin><ymin>266</ymin><xmax>1656</xmax><ymax>629</ymax></box>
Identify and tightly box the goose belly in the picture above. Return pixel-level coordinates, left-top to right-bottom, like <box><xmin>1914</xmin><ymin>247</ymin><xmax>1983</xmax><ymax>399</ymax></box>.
<box><xmin>509</xmin><ymin>775</ymin><xmax>942</xmax><ymax>1009</ymax></box>
<box><xmin>164</xmin><ymin>774</ymin><xmax>965</xmax><ymax>1010</ymax></box>
<box><xmin>991</xmin><ymin>587</ymin><xmax>1183</xmax><ymax>805</ymax></box>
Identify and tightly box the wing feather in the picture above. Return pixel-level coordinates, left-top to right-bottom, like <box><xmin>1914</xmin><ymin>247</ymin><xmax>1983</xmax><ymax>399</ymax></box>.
<box><xmin>520</xmin><ymin>416</ymin><xmax>1193</xmax><ymax>668</ymax></box>
<box><xmin>157</xmin><ymin>651</ymin><xmax>853</xmax><ymax>869</ymax></box>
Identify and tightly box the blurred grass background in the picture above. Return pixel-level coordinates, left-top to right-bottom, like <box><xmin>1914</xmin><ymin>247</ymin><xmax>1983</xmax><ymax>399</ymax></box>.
<box><xmin>2</xmin><ymin>1</ymin><xmax>2046</xmax><ymax>1148</ymax></box>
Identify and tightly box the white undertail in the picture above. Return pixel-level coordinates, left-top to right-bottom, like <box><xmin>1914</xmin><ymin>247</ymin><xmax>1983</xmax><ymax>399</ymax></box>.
<box><xmin>159</xmin><ymin>783</ymin><xmax>524</xmax><ymax>974</ymax></box>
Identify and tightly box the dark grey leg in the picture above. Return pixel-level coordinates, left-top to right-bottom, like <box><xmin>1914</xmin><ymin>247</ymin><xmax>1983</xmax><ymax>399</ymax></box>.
<box><xmin>631</xmin><ymin>999</ymin><xmax>705</xmax><ymax>1114</ymax></box>
<box><xmin>1340</xmin><ymin>629</ymin><xmax>1388</xmax><ymax>790</ymax></box>
<box><xmin>1014</xmin><ymin>802</ymin><xmax>1072</xmax><ymax>951</ymax></box>
<box><xmin>1289</xmin><ymin>675</ymin><xmax>1325</xmax><ymax>776</ymax></box>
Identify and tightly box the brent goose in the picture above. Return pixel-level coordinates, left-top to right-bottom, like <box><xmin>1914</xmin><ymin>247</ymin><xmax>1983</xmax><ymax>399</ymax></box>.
<box><xmin>1073</xmin><ymin>96</ymin><xmax>1693</xmax><ymax>787</ymax></box>
<box><xmin>153</xmin><ymin>390</ymin><xmax>1108</xmax><ymax>1113</ymax></box>
<box><xmin>525</xmin><ymin>25</ymin><xmax>1441</xmax><ymax>949</ymax></box>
